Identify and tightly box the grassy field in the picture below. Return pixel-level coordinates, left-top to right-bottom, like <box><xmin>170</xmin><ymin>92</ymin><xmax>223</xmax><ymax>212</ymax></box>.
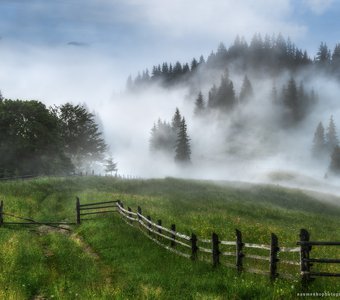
<box><xmin>0</xmin><ymin>176</ymin><xmax>340</xmax><ymax>299</ymax></box>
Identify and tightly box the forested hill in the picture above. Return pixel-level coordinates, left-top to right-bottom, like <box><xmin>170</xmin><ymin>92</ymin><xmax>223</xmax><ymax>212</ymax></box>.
<box><xmin>127</xmin><ymin>34</ymin><xmax>340</xmax><ymax>90</ymax></box>
<box><xmin>139</xmin><ymin>34</ymin><xmax>340</xmax><ymax>178</ymax></box>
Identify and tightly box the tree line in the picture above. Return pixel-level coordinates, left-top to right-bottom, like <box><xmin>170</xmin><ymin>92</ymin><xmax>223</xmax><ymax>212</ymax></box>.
<box><xmin>0</xmin><ymin>98</ymin><xmax>109</xmax><ymax>178</ymax></box>
<box><xmin>128</xmin><ymin>34</ymin><xmax>340</xmax><ymax>90</ymax></box>
<box><xmin>192</xmin><ymin>71</ymin><xmax>316</xmax><ymax>126</ymax></box>
<box><xmin>312</xmin><ymin>116</ymin><xmax>340</xmax><ymax>175</ymax></box>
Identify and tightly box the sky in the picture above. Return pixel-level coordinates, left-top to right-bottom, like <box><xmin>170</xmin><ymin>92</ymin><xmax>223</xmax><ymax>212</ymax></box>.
<box><xmin>0</xmin><ymin>0</ymin><xmax>339</xmax><ymax>97</ymax></box>
<box><xmin>0</xmin><ymin>0</ymin><xmax>340</xmax><ymax>185</ymax></box>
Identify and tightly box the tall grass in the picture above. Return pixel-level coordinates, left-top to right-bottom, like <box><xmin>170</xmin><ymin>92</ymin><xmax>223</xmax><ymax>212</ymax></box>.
<box><xmin>0</xmin><ymin>176</ymin><xmax>340</xmax><ymax>299</ymax></box>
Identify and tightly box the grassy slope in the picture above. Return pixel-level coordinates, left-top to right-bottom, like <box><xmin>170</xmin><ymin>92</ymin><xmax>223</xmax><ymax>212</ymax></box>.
<box><xmin>0</xmin><ymin>176</ymin><xmax>340</xmax><ymax>299</ymax></box>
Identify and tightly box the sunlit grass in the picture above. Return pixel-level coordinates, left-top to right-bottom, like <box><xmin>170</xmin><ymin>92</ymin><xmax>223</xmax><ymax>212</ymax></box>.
<box><xmin>0</xmin><ymin>176</ymin><xmax>340</xmax><ymax>299</ymax></box>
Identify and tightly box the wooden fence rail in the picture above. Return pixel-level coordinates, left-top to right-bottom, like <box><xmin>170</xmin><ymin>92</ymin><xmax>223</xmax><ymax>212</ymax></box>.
<box><xmin>297</xmin><ymin>228</ymin><xmax>340</xmax><ymax>284</ymax></box>
<box><xmin>114</xmin><ymin>200</ymin><xmax>304</xmax><ymax>282</ymax></box>
<box><xmin>2</xmin><ymin>197</ymin><xmax>339</xmax><ymax>287</ymax></box>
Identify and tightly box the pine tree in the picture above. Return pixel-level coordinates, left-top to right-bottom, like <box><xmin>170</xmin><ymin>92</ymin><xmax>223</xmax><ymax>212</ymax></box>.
<box><xmin>149</xmin><ymin>119</ymin><xmax>175</xmax><ymax>154</ymax></box>
<box><xmin>175</xmin><ymin>117</ymin><xmax>191</xmax><ymax>163</ymax></box>
<box><xmin>172</xmin><ymin>108</ymin><xmax>182</xmax><ymax>131</ymax></box>
<box><xmin>316</xmin><ymin>42</ymin><xmax>331</xmax><ymax>67</ymax></box>
<box><xmin>0</xmin><ymin>90</ymin><xmax>3</xmax><ymax>102</ymax></box>
<box><xmin>239</xmin><ymin>75</ymin><xmax>253</xmax><ymax>103</ymax></box>
<box><xmin>329</xmin><ymin>146</ymin><xmax>340</xmax><ymax>175</ymax></box>
<box><xmin>312</xmin><ymin>122</ymin><xmax>326</xmax><ymax>158</ymax></box>
<box><xmin>332</xmin><ymin>43</ymin><xmax>340</xmax><ymax>76</ymax></box>
<box><xmin>194</xmin><ymin>91</ymin><xmax>205</xmax><ymax>116</ymax></box>
<box><xmin>326</xmin><ymin>115</ymin><xmax>339</xmax><ymax>152</ymax></box>
<box><xmin>105</xmin><ymin>156</ymin><xmax>118</xmax><ymax>176</ymax></box>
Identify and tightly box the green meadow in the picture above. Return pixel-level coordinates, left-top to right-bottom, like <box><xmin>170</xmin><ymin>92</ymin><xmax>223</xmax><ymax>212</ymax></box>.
<box><xmin>0</xmin><ymin>176</ymin><xmax>340</xmax><ymax>299</ymax></box>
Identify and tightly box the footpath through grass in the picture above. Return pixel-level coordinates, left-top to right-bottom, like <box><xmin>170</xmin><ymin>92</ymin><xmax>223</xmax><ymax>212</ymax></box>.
<box><xmin>0</xmin><ymin>176</ymin><xmax>340</xmax><ymax>299</ymax></box>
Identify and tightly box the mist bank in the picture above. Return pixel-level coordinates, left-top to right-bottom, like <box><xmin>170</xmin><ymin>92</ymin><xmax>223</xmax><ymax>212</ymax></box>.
<box><xmin>1</xmin><ymin>35</ymin><xmax>340</xmax><ymax>196</ymax></box>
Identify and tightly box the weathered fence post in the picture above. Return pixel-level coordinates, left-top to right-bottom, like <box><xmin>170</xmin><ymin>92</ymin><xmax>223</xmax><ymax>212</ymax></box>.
<box><xmin>299</xmin><ymin>229</ymin><xmax>311</xmax><ymax>286</ymax></box>
<box><xmin>171</xmin><ymin>224</ymin><xmax>176</xmax><ymax>247</ymax></box>
<box><xmin>0</xmin><ymin>200</ymin><xmax>4</xmax><ymax>227</ymax></box>
<box><xmin>76</xmin><ymin>197</ymin><xmax>81</xmax><ymax>225</ymax></box>
<box><xmin>191</xmin><ymin>233</ymin><xmax>198</xmax><ymax>260</ymax></box>
<box><xmin>157</xmin><ymin>219</ymin><xmax>162</xmax><ymax>234</ymax></box>
<box><xmin>147</xmin><ymin>216</ymin><xmax>152</xmax><ymax>235</ymax></box>
<box><xmin>236</xmin><ymin>229</ymin><xmax>244</xmax><ymax>272</ymax></box>
<box><xmin>137</xmin><ymin>206</ymin><xmax>142</xmax><ymax>228</ymax></box>
<box><xmin>270</xmin><ymin>233</ymin><xmax>279</xmax><ymax>281</ymax></box>
<box><xmin>212</xmin><ymin>232</ymin><xmax>220</xmax><ymax>267</ymax></box>
<box><xmin>128</xmin><ymin>207</ymin><xmax>133</xmax><ymax>224</ymax></box>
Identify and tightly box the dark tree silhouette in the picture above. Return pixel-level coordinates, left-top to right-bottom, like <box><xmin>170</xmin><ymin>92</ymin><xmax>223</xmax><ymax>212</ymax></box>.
<box><xmin>175</xmin><ymin>117</ymin><xmax>191</xmax><ymax>163</ymax></box>
<box><xmin>172</xmin><ymin>108</ymin><xmax>182</xmax><ymax>131</ymax></box>
<box><xmin>329</xmin><ymin>146</ymin><xmax>340</xmax><ymax>175</ymax></box>
<box><xmin>312</xmin><ymin>122</ymin><xmax>326</xmax><ymax>158</ymax></box>
<box><xmin>325</xmin><ymin>115</ymin><xmax>339</xmax><ymax>153</ymax></box>
<box><xmin>52</xmin><ymin>103</ymin><xmax>107</xmax><ymax>171</ymax></box>
<box><xmin>239</xmin><ymin>75</ymin><xmax>253</xmax><ymax>103</ymax></box>
<box><xmin>194</xmin><ymin>91</ymin><xmax>205</xmax><ymax>116</ymax></box>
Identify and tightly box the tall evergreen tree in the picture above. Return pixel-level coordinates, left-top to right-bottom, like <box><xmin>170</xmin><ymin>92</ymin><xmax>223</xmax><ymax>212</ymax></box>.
<box><xmin>175</xmin><ymin>118</ymin><xmax>191</xmax><ymax>163</ymax></box>
<box><xmin>172</xmin><ymin>108</ymin><xmax>182</xmax><ymax>131</ymax></box>
<box><xmin>0</xmin><ymin>90</ymin><xmax>3</xmax><ymax>102</ymax></box>
<box><xmin>325</xmin><ymin>115</ymin><xmax>339</xmax><ymax>152</ymax></box>
<box><xmin>312</xmin><ymin>122</ymin><xmax>326</xmax><ymax>158</ymax></box>
<box><xmin>329</xmin><ymin>146</ymin><xmax>340</xmax><ymax>175</ymax></box>
<box><xmin>316</xmin><ymin>42</ymin><xmax>331</xmax><ymax>67</ymax></box>
<box><xmin>331</xmin><ymin>43</ymin><xmax>340</xmax><ymax>76</ymax></box>
<box><xmin>194</xmin><ymin>92</ymin><xmax>205</xmax><ymax>116</ymax></box>
<box><xmin>239</xmin><ymin>75</ymin><xmax>253</xmax><ymax>103</ymax></box>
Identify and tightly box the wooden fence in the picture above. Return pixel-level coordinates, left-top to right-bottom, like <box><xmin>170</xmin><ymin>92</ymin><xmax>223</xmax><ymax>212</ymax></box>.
<box><xmin>0</xmin><ymin>200</ymin><xmax>75</xmax><ymax>230</ymax></box>
<box><xmin>1</xmin><ymin>197</ymin><xmax>339</xmax><ymax>286</ymax></box>
<box><xmin>298</xmin><ymin>229</ymin><xmax>340</xmax><ymax>284</ymax></box>
<box><xmin>114</xmin><ymin>200</ymin><xmax>303</xmax><ymax>281</ymax></box>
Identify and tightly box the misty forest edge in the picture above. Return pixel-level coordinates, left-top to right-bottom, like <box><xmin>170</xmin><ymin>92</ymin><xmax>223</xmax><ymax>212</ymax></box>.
<box><xmin>1</xmin><ymin>33</ymin><xmax>340</xmax><ymax>179</ymax></box>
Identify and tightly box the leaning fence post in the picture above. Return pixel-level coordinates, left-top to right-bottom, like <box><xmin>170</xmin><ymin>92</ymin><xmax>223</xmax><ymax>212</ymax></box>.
<box><xmin>212</xmin><ymin>232</ymin><xmax>220</xmax><ymax>267</ymax></box>
<box><xmin>147</xmin><ymin>216</ymin><xmax>152</xmax><ymax>235</ymax></box>
<box><xmin>0</xmin><ymin>200</ymin><xmax>4</xmax><ymax>227</ymax></box>
<box><xmin>191</xmin><ymin>233</ymin><xmax>198</xmax><ymax>260</ymax></box>
<box><xmin>236</xmin><ymin>229</ymin><xmax>244</xmax><ymax>272</ymax></box>
<box><xmin>128</xmin><ymin>207</ymin><xmax>133</xmax><ymax>224</ymax></box>
<box><xmin>76</xmin><ymin>197</ymin><xmax>81</xmax><ymax>225</ymax></box>
<box><xmin>270</xmin><ymin>233</ymin><xmax>279</xmax><ymax>281</ymax></box>
<box><xmin>171</xmin><ymin>224</ymin><xmax>176</xmax><ymax>247</ymax></box>
<box><xmin>137</xmin><ymin>206</ymin><xmax>142</xmax><ymax>227</ymax></box>
<box><xmin>299</xmin><ymin>229</ymin><xmax>311</xmax><ymax>286</ymax></box>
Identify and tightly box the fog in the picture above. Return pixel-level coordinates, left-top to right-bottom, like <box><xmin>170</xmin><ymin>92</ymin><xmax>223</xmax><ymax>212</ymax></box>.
<box><xmin>1</xmin><ymin>35</ymin><xmax>340</xmax><ymax>196</ymax></box>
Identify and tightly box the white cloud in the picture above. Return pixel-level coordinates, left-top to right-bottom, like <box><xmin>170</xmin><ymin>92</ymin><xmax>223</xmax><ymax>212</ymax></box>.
<box><xmin>303</xmin><ymin>0</ymin><xmax>334</xmax><ymax>15</ymax></box>
<box><xmin>116</xmin><ymin>0</ymin><xmax>307</xmax><ymax>41</ymax></box>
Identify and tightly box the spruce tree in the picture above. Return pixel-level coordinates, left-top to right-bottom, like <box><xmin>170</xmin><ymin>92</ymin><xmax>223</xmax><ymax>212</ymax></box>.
<box><xmin>175</xmin><ymin>117</ymin><xmax>191</xmax><ymax>163</ymax></box>
<box><xmin>172</xmin><ymin>108</ymin><xmax>182</xmax><ymax>131</ymax></box>
<box><xmin>239</xmin><ymin>75</ymin><xmax>253</xmax><ymax>103</ymax></box>
<box><xmin>194</xmin><ymin>91</ymin><xmax>205</xmax><ymax>116</ymax></box>
<box><xmin>329</xmin><ymin>146</ymin><xmax>340</xmax><ymax>175</ymax></box>
<box><xmin>326</xmin><ymin>115</ymin><xmax>339</xmax><ymax>152</ymax></box>
<box><xmin>105</xmin><ymin>156</ymin><xmax>118</xmax><ymax>176</ymax></box>
<box><xmin>316</xmin><ymin>42</ymin><xmax>331</xmax><ymax>67</ymax></box>
<box><xmin>312</xmin><ymin>122</ymin><xmax>326</xmax><ymax>158</ymax></box>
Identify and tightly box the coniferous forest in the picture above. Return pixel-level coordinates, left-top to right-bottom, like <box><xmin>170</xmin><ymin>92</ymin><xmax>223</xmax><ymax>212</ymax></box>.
<box><xmin>127</xmin><ymin>34</ymin><xmax>340</xmax><ymax>177</ymax></box>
